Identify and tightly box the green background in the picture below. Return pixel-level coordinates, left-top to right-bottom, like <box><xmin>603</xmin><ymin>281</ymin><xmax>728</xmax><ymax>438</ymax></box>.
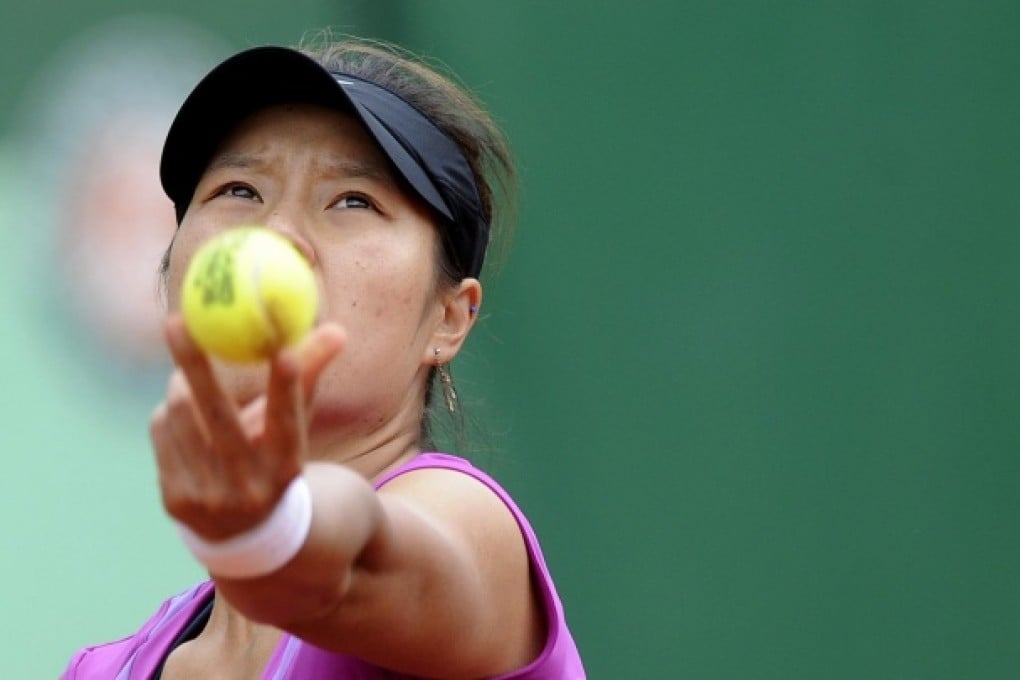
<box><xmin>1</xmin><ymin>2</ymin><xmax>1018</xmax><ymax>677</ymax></box>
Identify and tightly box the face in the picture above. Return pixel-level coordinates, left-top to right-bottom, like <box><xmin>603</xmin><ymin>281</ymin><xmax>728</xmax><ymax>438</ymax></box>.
<box><xmin>165</xmin><ymin>104</ymin><xmax>463</xmax><ymax>449</ymax></box>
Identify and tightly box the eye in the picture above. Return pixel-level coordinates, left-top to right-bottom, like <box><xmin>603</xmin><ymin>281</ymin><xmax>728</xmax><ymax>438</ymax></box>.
<box><xmin>216</xmin><ymin>183</ymin><xmax>262</xmax><ymax>202</ymax></box>
<box><xmin>330</xmin><ymin>193</ymin><xmax>375</xmax><ymax>210</ymax></box>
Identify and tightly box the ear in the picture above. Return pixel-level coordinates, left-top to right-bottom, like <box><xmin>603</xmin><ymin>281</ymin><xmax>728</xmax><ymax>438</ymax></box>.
<box><xmin>423</xmin><ymin>278</ymin><xmax>482</xmax><ymax>365</ymax></box>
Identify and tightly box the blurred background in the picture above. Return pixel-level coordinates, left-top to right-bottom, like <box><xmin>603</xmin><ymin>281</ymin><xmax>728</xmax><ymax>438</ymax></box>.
<box><xmin>1</xmin><ymin>1</ymin><xmax>1018</xmax><ymax>678</ymax></box>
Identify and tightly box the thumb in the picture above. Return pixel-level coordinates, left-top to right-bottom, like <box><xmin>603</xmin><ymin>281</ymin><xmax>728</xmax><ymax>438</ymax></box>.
<box><xmin>237</xmin><ymin>323</ymin><xmax>346</xmax><ymax>437</ymax></box>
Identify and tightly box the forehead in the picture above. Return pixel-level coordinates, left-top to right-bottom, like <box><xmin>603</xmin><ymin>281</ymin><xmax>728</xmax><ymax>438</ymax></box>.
<box><xmin>209</xmin><ymin>103</ymin><xmax>393</xmax><ymax>177</ymax></box>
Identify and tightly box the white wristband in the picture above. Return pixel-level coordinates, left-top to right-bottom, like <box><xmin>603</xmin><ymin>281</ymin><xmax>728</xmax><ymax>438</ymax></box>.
<box><xmin>176</xmin><ymin>476</ymin><xmax>313</xmax><ymax>579</ymax></box>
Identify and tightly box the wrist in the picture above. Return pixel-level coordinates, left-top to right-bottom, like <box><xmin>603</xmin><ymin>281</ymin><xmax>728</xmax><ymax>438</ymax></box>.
<box><xmin>176</xmin><ymin>475</ymin><xmax>313</xmax><ymax>579</ymax></box>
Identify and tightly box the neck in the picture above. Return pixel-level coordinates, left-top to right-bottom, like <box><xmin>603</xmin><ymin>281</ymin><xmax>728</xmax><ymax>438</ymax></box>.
<box><xmin>305</xmin><ymin>376</ymin><xmax>432</xmax><ymax>481</ymax></box>
<box><xmin>193</xmin><ymin>595</ymin><xmax>280</xmax><ymax>672</ymax></box>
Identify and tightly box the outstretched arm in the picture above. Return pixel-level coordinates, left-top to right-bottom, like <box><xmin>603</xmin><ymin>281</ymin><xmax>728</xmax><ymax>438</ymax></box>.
<box><xmin>150</xmin><ymin>316</ymin><xmax>543</xmax><ymax>678</ymax></box>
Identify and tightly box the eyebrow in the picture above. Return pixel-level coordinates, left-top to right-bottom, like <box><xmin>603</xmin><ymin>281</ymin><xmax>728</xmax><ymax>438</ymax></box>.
<box><xmin>205</xmin><ymin>152</ymin><xmax>265</xmax><ymax>173</ymax></box>
<box><xmin>205</xmin><ymin>152</ymin><xmax>392</xmax><ymax>184</ymax></box>
<box><xmin>321</xmin><ymin>156</ymin><xmax>392</xmax><ymax>184</ymax></box>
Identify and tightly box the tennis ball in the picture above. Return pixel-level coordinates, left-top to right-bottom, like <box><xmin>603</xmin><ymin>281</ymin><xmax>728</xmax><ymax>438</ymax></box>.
<box><xmin>181</xmin><ymin>227</ymin><xmax>318</xmax><ymax>362</ymax></box>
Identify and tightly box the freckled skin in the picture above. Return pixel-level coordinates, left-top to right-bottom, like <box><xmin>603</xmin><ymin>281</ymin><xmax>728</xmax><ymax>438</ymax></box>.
<box><xmin>165</xmin><ymin>105</ymin><xmax>452</xmax><ymax>461</ymax></box>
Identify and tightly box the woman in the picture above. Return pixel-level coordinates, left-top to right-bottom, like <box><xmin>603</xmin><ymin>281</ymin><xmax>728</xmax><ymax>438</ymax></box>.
<box><xmin>62</xmin><ymin>39</ymin><xmax>585</xmax><ymax>679</ymax></box>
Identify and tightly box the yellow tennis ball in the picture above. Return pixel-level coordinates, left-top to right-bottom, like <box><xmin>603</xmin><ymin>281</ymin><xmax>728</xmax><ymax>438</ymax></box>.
<box><xmin>181</xmin><ymin>227</ymin><xmax>318</xmax><ymax>362</ymax></box>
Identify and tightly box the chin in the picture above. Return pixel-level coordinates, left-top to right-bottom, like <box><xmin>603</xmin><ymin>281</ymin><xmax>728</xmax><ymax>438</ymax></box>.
<box><xmin>211</xmin><ymin>360</ymin><xmax>272</xmax><ymax>406</ymax></box>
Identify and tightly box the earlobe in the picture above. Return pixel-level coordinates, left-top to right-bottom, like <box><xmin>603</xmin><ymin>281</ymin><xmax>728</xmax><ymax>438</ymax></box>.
<box><xmin>426</xmin><ymin>278</ymin><xmax>482</xmax><ymax>363</ymax></box>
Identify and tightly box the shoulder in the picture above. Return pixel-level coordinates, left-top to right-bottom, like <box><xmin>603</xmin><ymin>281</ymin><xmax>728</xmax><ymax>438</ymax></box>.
<box><xmin>376</xmin><ymin>454</ymin><xmax>587</xmax><ymax>678</ymax></box>
<box><xmin>378</xmin><ymin>454</ymin><xmax>527</xmax><ymax>557</ymax></box>
<box><xmin>375</xmin><ymin>454</ymin><xmax>550</xmax><ymax>585</ymax></box>
<box><xmin>376</xmin><ymin>453</ymin><xmax>516</xmax><ymax>510</ymax></box>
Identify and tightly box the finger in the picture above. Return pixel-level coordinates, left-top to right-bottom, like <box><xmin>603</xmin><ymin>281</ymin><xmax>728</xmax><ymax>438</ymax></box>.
<box><xmin>257</xmin><ymin>324</ymin><xmax>344</xmax><ymax>477</ymax></box>
<box><xmin>163</xmin><ymin>370</ymin><xmax>223</xmax><ymax>481</ymax></box>
<box><xmin>150</xmin><ymin>390</ymin><xmax>208</xmax><ymax>525</ymax></box>
<box><xmin>238</xmin><ymin>394</ymin><xmax>268</xmax><ymax>441</ymax></box>
<box><xmin>262</xmin><ymin>347</ymin><xmax>304</xmax><ymax>481</ymax></box>
<box><xmin>159</xmin><ymin>372</ymin><xmax>264</xmax><ymax>537</ymax></box>
<box><xmin>164</xmin><ymin>315</ymin><xmax>249</xmax><ymax>456</ymax></box>
<box><xmin>150</xmin><ymin>402</ymin><xmax>186</xmax><ymax>509</ymax></box>
<box><xmin>235</xmin><ymin>324</ymin><xmax>344</xmax><ymax>444</ymax></box>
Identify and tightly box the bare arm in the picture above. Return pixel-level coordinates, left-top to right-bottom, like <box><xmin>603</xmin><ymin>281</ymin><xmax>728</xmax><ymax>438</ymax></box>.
<box><xmin>151</xmin><ymin>317</ymin><xmax>542</xmax><ymax>678</ymax></box>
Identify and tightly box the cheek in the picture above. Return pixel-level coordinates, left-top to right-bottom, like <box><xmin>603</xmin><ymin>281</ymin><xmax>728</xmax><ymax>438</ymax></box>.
<box><xmin>163</xmin><ymin>223</ymin><xmax>215</xmax><ymax>312</ymax></box>
<box><xmin>164</xmin><ymin>241</ymin><xmax>196</xmax><ymax>312</ymax></box>
<box><xmin>320</xmin><ymin>240</ymin><xmax>437</xmax><ymax>339</ymax></box>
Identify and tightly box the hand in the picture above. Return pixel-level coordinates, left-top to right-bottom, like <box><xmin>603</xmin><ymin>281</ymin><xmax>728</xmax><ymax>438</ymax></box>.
<box><xmin>150</xmin><ymin>315</ymin><xmax>345</xmax><ymax>541</ymax></box>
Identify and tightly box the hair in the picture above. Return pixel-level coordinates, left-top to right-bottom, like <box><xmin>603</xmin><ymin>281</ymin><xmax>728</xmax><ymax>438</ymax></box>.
<box><xmin>298</xmin><ymin>36</ymin><xmax>516</xmax><ymax>452</ymax></box>
<box><xmin>159</xmin><ymin>35</ymin><xmax>518</xmax><ymax>452</ymax></box>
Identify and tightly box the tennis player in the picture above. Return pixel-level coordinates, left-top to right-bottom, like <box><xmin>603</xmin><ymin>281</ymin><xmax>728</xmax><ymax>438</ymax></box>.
<box><xmin>61</xmin><ymin>38</ymin><xmax>585</xmax><ymax>679</ymax></box>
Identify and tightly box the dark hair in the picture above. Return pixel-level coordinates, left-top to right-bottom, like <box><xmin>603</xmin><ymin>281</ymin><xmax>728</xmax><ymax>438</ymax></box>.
<box><xmin>159</xmin><ymin>36</ymin><xmax>517</xmax><ymax>451</ymax></box>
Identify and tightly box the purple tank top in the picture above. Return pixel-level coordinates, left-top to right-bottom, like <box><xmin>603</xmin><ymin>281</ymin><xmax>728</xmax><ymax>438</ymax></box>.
<box><xmin>61</xmin><ymin>453</ymin><xmax>585</xmax><ymax>679</ymax></box>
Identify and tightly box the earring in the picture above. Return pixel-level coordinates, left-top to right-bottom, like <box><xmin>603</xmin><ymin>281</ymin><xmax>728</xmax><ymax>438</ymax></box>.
<box><xmin>434</xmin><ymin>347</ymin><xmax>459</xmax><ymax>414</ymax></box>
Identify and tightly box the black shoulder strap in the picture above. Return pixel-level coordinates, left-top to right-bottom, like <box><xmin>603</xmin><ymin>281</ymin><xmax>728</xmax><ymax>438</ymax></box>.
<box><xmin>150</xmin><ymin>595</ymin><xmax>215</xmax><ymax>679</ymax></box>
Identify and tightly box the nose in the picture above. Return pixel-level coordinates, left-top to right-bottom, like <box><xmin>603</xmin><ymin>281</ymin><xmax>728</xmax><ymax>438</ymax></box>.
<box><xmin>263</xmin><ymin>211</ymin><xmax>317</xmax><ymax>267</ymax></box>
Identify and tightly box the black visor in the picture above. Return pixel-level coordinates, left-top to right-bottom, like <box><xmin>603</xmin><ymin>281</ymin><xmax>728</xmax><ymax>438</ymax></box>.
<box><xmin>160</xmin><ymin>46</ymin><xmax>489</xmax><ymax>278</ymax></box>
